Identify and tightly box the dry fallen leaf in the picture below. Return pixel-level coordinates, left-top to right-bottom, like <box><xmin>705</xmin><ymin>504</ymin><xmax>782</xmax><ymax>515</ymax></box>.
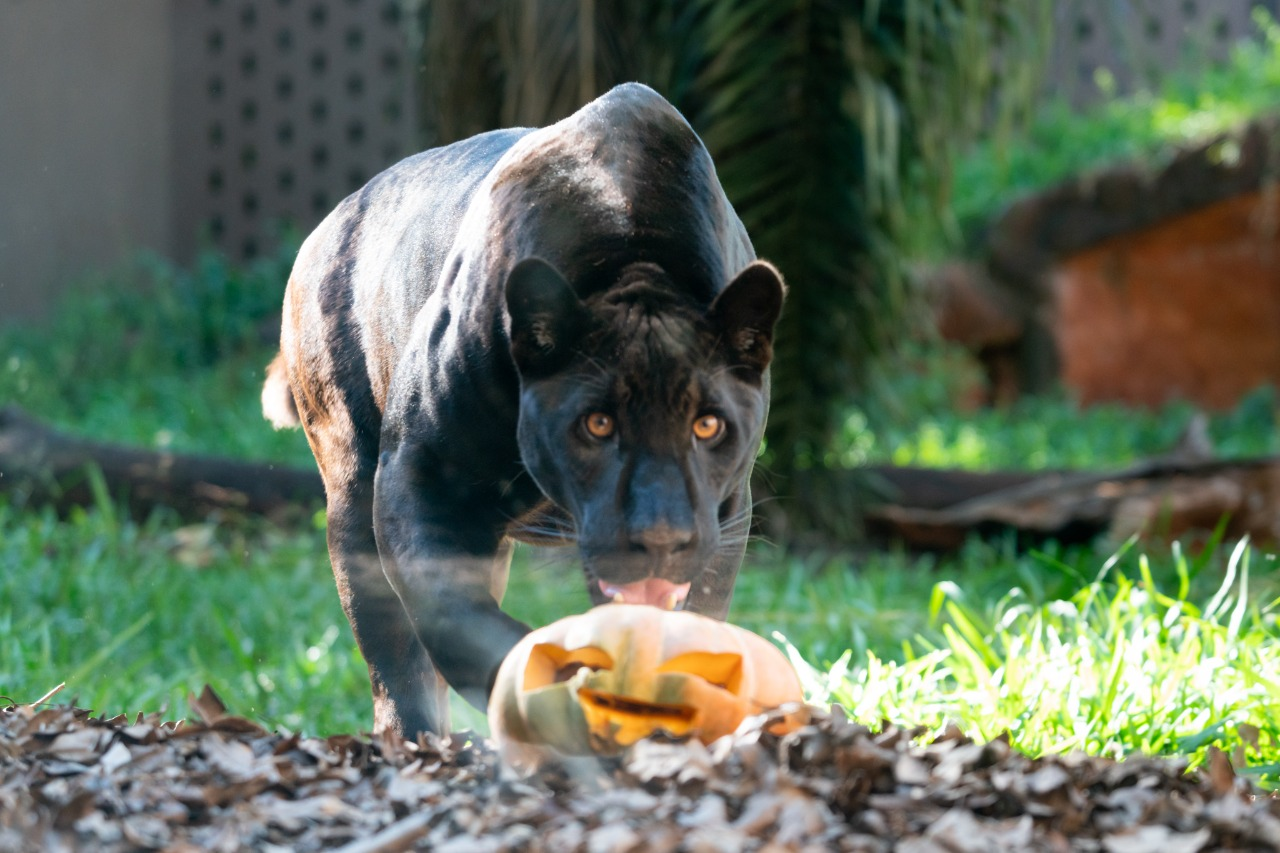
<box><xmin>1101</xmin><ymin>824</ymin><xmax>1211</xmax><ymax>853</ymax></box>
<box><xmin>2</xmin><ymin>693</ymin><xmax>1278</xmax><ymax>850</ymax></box>
<box><xmin>1206</xmin><ymin>746</ymin><xmax>1237</xmax><ymax>797</ymax></box>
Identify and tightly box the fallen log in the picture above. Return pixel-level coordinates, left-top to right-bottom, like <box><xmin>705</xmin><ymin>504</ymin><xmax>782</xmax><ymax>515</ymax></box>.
<box><xmin>864</xmin><ymin>455</ymin><xmax>1280</xmax><ymax>552</ymax></box>
<box><xmin>0</xmin><ymin>405</ymin><xmax>324</xmax><ymax>522</ymax></box>
<box><xmin>4</xmin><ymin>402</ymin><xmax>1274</xmax><ymax>551</ymax></box>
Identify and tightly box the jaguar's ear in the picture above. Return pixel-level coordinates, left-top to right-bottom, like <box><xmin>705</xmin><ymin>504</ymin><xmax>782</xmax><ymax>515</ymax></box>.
<box><xmin>506</xmin><ymin>257</ymin><xmax>591</xmax><ymax>379</ymax></box>
<box><xmin>708</xmin><ymin>260</ymin><xmax>786</xmax><ymax>375</ymax></box>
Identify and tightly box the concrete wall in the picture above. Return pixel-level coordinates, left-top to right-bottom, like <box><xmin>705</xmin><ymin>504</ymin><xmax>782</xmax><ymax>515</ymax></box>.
<box><xmin>166</xmin><ymin>0</ymin><xmax>419</xmax><ymax>264</ymax></box>
<box><xmin>1051</xmin><ymin>0</ymin><xmax>1279</xmax><ymax>106</ymax></box>
<box><xmin>0</xmin><ymin>0</ymin><xmax>419</xmax><ymax>323</ymax></box>
<box><xmin>0</xmin><ymin>0</ymin><xmax>172</xmax><ymax>321</ymax></box>
<box><xmin>1</xmin><ymin>1</ymin><xmax>1275</xmax><ymax>321</ymax></box>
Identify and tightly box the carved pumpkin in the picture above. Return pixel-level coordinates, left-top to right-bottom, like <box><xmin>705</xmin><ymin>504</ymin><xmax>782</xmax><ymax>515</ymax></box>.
<box><xmin>488</xmin><ymin>604</ymin><xmax>805</xmax><ymax>768</ymax></box>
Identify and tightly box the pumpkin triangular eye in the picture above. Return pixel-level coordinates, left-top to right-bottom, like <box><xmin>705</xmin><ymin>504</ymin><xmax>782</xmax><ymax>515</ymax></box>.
<box><xmin>523</xmin><ymin>644</ymin><xmax>614</xmax><ymax>690</ymax></box>
<box><xmin>656</xmin><ymin>652</ymin><xmax>743</xmax><ymax>693</ymax></box>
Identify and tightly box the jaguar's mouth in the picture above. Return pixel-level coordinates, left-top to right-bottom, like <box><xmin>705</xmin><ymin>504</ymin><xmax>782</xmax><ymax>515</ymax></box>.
<box><xmin>598</xmin><ymin>578</ymin><xmax>691</xmax><ymax>610</ymax></box>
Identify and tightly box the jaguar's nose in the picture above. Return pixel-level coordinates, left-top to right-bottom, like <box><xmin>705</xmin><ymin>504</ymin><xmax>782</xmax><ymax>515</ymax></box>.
<box><xmin>628</xmin><ymin>523</ymin><xmax>695</xmax><ymax>559</ymax></box>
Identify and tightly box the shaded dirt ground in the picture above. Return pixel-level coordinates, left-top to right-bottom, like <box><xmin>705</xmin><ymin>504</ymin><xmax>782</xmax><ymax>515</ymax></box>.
<box><xmin>2</xmin><ymin>689</ymin><xmax>1278</xmax><ymax>852</ymax></box>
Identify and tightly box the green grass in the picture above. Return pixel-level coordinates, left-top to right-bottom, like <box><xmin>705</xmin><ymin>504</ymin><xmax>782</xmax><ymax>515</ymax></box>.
<box><xmin>0</xmin><ymin>246</ymin><xmax>314</xmax><ymax>467</ymax></box>
<box><xmin>0</xmin><ymin>493</ymin><xmax>942</xmax><ymax>735</ymax></box>
<box><xmin>5</xmin><ymin>492</ymin><xmax>1279</xmax><ymax>789</ymax></box>
<box><xmin>789</xmin><ymin>534</ymin><xmax>1280</xmax><ymax>786</ymax></box>
<box><xmin>904</xmin><ymin>8</ymin><xmax>1280</xmax><ymax>256</ymax></box>
<box><xmin>837</xmin><ymin>343</ymin><xmax>1280</xmax><ymax>471</ymax></box>
<box><xmin>0</xmin><ymin>501</ymin><xmax>362</xmax><ymax>731</ymax></box>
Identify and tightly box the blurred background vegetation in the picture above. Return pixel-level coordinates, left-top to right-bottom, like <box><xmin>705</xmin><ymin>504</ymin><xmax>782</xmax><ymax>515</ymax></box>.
<box><xmin>3</xmin><ymin>0</ymin><xmax>1280</xmax><ymax>776</ymax></box>
<box><xmin>7</xmin><ymin>1</ymin><xmax>1280</xmax><ymax>544</ymax></box>
<box><xmin>411</xmin><ymin>0</ymin><xmax>1280</xmax><ymax>541</ymax></box>
<box><xmin>418</xmin><ymin>0</ymin><xmax>1054</xmax><ymax>540</ymax></box>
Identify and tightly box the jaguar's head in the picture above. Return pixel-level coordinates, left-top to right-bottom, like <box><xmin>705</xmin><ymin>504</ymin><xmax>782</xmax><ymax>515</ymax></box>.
<box><xmin>506</xmin><ymin>257</ymin><xmax>784</xmax><ymax>609</ymax></box>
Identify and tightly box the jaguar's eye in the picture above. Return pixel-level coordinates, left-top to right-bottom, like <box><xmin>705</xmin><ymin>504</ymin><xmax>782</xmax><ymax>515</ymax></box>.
<box><xmin>583</xmin><ymin>412</ymin><xmax>615</xmax><ymax>439</ymax></box>
<box><xmin>692</xmin><ymin>413</ymin><xmax>724</xmax><ymax>442</ymax></box>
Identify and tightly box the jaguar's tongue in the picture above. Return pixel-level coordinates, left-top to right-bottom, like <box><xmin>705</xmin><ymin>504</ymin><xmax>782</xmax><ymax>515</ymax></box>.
<box><xmin>599</xmin><ymin>578</ymin><xmax>691</xmax><ymax>610</ymax></box>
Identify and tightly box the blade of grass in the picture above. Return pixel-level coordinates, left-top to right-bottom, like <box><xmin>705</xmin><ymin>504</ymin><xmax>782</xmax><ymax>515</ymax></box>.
<box><xmin>64</xmin><ymin>612</ymin><xmax>155</xmax><ymax>687</ymax></box>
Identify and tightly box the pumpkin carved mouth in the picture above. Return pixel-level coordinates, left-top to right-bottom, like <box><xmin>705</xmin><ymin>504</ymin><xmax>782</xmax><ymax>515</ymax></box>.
<box><xmin>577</xmin><ymin>687</ymin><xmax>699</xmax><ymax>746</ymax></box>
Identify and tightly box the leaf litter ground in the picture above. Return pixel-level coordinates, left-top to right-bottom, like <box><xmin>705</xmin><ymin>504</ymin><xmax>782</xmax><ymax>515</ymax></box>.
<box><xmin>2</xmin><ymin>687</ymin><xmax>1278</xmax><ymax>852</ymax></box>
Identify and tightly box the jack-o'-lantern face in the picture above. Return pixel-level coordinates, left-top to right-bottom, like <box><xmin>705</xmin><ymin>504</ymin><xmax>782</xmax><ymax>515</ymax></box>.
<box><xmin>488</xmin><ymin>604</ymin><xmax>805</xmax><ymax>768</ymax></box>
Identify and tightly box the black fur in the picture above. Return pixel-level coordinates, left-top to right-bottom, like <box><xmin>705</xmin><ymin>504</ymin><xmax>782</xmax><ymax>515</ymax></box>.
<box><xmin>272</xmin><ymin>84</ymin><xmax>784</xmax><ymax>737</ymax></box>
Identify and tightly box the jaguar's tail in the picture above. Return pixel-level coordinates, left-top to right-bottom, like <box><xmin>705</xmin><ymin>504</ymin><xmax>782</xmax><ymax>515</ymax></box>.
<box><xmin>261</xmin><ymin>351</ymin><xmax>301</xmax><ymax>429</ymax></box>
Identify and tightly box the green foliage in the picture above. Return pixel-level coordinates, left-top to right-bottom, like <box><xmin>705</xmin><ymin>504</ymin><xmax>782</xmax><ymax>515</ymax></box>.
<box><xmin>833</xmin><ymin>343</ymin><xmax>1280</xmax><ymax>471</ymax></box>
<box><xmin>691</xmin><ymin>0</ymin><xmax>870</xmax><ymax>538</ymax></box>
<box><xmin>685</xmin><ymin>1</ymin><xmax>1048</xmax><ymax>539</ymax></box>
<box><xmin>8</xmin><ymin>247</ymin><xmax>291</xmax><ymax>381</ymax></box>
<box><xmin>0</xmin><ymin>245</ymin><xmax>313</xmax><ymax>466</ymax></box>
<box><xmin>789</xmin><ymin>536</ymin><xmax>1280</xmax><ymax>785</ymax></box>
<box><xmin>418</xmin><ymin>0</ymin><xmax>1050</xmax><ymax>541</ymax></box>
<box><xmin>930</xmin><ymin>7</ymin><xmax>1280</xmax><ymax>249</ymax></box>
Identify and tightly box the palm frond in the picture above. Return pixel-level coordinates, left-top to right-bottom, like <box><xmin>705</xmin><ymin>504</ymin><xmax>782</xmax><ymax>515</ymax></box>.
<box><xmin>416</xmin><ymin>0</ymin><xmax>1052</xmax><ymax>543</ymax></box>
<box><xmin>421</xmin><ymin>0</ymin><xmax>704</xmax><ymax>142</ymax></box>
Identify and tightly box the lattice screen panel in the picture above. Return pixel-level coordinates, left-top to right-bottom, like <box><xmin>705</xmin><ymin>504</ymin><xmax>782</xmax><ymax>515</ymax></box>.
<box><xmin>170</xmin><ymin>0</ymin><xmax>419</xmax><ymax>262</ymax></box>
<box><xmin>1049</xmin><ymin>0</ymin><xmax>1277</xmax><ymax>106</ymax></box>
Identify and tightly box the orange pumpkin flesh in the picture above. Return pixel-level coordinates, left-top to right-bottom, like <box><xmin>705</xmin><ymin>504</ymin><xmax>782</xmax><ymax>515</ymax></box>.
<box><xmin>488</xmin><ymin>604</ymin><xmax>805</xmax><ymax>768</ymax></box>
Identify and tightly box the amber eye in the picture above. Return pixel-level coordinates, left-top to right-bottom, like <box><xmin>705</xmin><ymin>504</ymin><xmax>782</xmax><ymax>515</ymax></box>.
<box><xmin>692</xmin><ymin>413</ymin><xmax>724</xmax><ymax>442</ymax></box>
<box><xmin>583</xmin><ymin>412</ymin><xmax>615</xmax><ymax>439</ymax></box>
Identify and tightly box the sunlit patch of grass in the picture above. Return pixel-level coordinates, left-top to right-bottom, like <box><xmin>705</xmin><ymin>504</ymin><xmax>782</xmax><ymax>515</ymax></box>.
<box><xmin>789</xmin><ymin>536</ymin><xmax>1280</xmax><ymax>787</ymax></box>
<box><xmin>873</xmin><ymin>385</ymin><xmax>1280</xmax><ymax>471</ymax></box>
<box><xmin>843</xmin><ymin>342</ymin><xmax>1280</xmax><ymax>472</ymax></box>
<box><xmin>947</xmin><ymin>8</ymin><xmax>1280</xmax><ymax>233</ymax></box>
